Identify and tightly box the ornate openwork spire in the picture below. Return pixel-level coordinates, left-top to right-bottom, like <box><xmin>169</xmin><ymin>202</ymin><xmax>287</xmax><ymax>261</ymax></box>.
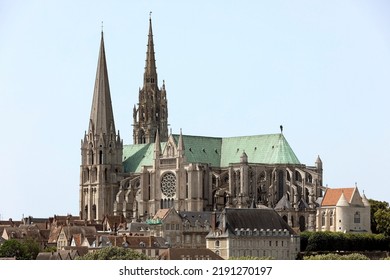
<box><xmin>133</xmin><ymin>15</ymin><xmax>168</xmax><ymax>144</ymax></box>
<box><xmin>144</xmin><ymin>13</ymin><xmax>158</xmax><ymax>87</ymax></box>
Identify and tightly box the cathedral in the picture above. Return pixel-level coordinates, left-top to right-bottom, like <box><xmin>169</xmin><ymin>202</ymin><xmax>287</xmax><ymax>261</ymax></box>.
<box><xmin>79</xmin><ymin>17</ymin><xmax>324</xmax><ymax>231</ymax></box>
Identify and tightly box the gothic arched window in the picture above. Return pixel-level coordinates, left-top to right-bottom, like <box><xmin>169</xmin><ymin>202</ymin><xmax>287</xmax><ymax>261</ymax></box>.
<box><xmin>330</xmin><ymin>210</ymin><xmax>334</xmax><ymax>226</ymax></box>
<box><xmin>99</xmin><ymin>150</ymin><xmax>103</xmax><ymax>164</ymax></box>
<box><xmin>354</xmin><ymin>211</ymin><xmax>361</xmax><ymax>223</ymax></box>
<box><xmin>139</xmin><ymin>130</ymin><xmax>146</xmax><ymax>144</ymax></box>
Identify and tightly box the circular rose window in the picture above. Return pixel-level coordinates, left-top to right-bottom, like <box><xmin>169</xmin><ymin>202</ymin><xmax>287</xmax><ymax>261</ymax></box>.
<box><xmin>161</xmin><ymin>172</ymin><xmax>176</xmax><ymax>197</ymax></box>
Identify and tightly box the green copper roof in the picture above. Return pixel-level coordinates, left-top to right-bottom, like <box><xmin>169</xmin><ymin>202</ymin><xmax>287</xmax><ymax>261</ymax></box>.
<box><xmin>123</xmin><ymin>133</ymin><xmax>300</xmax><ymax>173</ymax></box>
<box><xmin>172</xmin><ymin>135</ymin><xmax>222</xmax><ymax>167</ymax></box>
<box><xmin>220</xmin><ymin>134</ymin><xmax>300</xmax><ymax>165</ymax></box>
<box><xmin>123</xmin><ymin>143</ymin><xmax>154</xmax><ymax>173</ymax></box>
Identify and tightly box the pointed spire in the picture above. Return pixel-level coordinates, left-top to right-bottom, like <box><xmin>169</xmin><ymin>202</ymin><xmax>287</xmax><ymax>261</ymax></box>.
<box><xmin>336</xmin><ymin>192</ymin><xmax>349</xmax><ymax>207</ymax></box>
<box><xmin>316</xmin><ymin>155</ymin><xmax>323</xmax><ymax>169</ymax></box>
<box><xmin>144</xmin><ymin>13</ymin><xmax>158</xmax><ymax>87</ymax></box>
<box><xmin>154</xmin><ymin>129</ymin><xmax>161</xmax><ymax>159</ymax></box>
<box><xmin>361</xmin><ymin>192</ymin><xmax>370</xmax><ymax>207</ymax></box>
<box><xmin>89</xmin><ymin>31</ymin><xmax>116</xmax><ymax>136</ymax></box>
<box><xmin>178</xmin><ymin>128</ymin><xmax>184</xmax><ymax>150</ymax></box>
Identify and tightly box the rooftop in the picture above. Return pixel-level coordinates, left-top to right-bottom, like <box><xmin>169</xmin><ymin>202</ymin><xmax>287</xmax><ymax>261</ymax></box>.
<box><xmin>124</xmin><ymin>133</ymin><xmax>301</xmax><ymax>172</ymax></box>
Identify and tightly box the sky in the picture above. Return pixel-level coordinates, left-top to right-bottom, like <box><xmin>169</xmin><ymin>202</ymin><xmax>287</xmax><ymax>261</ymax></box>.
<box><xmin>0</xmin><ymin>0</ymin><xmax>389</xmax><ymax>220</ymax></box>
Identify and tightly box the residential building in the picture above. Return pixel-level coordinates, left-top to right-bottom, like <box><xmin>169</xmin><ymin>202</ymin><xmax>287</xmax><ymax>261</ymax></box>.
<box><xmin>206</xmin><ymin>207</ymin><xmax>300</xmax><ymax>260</ymax></box>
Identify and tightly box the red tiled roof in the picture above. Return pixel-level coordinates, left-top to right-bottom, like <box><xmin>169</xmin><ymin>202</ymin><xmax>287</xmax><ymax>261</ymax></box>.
<box><xmin>321</xmin><ymin>188</ymin><xmax>355</xmax><ymax>206</ymax></box>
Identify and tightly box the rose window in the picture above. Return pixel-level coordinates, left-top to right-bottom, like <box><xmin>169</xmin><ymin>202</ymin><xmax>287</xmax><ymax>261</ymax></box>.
<box><xmin>161</xmin><ymin>173</ymin><xmax>176</xmax><ymax>197</ymax></box>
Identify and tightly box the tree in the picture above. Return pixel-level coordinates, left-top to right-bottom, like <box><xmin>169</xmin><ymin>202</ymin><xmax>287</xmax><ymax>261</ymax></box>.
<box><xmin>0</xmin><ymin>239</ymin><xmax>40</xmax><ymax>260</ymax></box>
<box><xmin>76</xmin><ymin>247</ymin><xmax>150</xmax><ymax>260</ymax></box>
<box><xmin>369</xmin><ymin>199</ymin><xmax>390</xmax><ymax>235</ymax></box>
<box><xmin>304</xmin><ymin>253</ymin><xmax>369</xmax><ymax>260</ymax></box>
<box><xmin>374</xmin><ymin>208</ymin><xmax>390</xmax><ymax>236</ymax></box>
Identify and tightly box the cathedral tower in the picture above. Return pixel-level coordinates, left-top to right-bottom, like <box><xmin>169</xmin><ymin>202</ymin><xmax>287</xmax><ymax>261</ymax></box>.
<box><xmin>133</xmin><ymin>16</ymin><xmax>168</xmax><ymax>144</ymax></box>
<box><xmin>80</xmin><ymin>31</ymin><xmax>123</xmax><ymax>222</ymax></box>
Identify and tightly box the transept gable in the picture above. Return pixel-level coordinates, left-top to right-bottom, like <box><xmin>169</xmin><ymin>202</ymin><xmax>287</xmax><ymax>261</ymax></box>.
<box><xmin>162</xmin><ymin>134</ymin><xmax>178</xmax><ymax>158</ymax></box>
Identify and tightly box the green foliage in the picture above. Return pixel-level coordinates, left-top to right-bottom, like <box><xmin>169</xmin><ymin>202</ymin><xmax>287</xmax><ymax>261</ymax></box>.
<box><xmin>300</xmin><ymin>231</ymin><xmax>390</xmax><ymax>252</ymax></box>
<box><xmin>229</xmin><ymin>256</ymin><xmax>274</xmax><ymax>260</ymax></box>
<box><xmin>368</xmin><ymin>199</ymin><xmax>390</xmax><ymax>235</ymax></box>
<box><xmin>76</xmin><ymin>246</ymin><xmax>150</xmax><ymax>260</ymax></box>
<box><xmin>43</xmin><ymin>246</ymin><xmax>57</xmax><ymax>253</ymax></box>
<box><xmin>381</xmin><ymin>257</ymin><xmax>390</xmax><ymax>260</ymax></box>
<box><xmin>0</xmin><ymin>239</ymin><xmax>40</xmax><ymax>260</ymax></box>
<box><xmin>304</xmin><ymin>253</ymin><xmax>369</xmax><ymax>260</ymax></box>
<box><xmin>374</xmin><ymin>208</ymin><xmax>390</xmax><ymax>236</ymax></box>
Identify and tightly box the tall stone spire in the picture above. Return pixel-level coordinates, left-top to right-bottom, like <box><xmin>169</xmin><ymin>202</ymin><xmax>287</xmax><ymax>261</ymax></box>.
<box><xmin>133</xmin><ymin>15</ymin><xmax>169</xmax><ymax>144</ymax></box>
<box><xmin>89</xmin><ymin>31</ymin><xmax>116</xmax><ymax>135</ymax></box>
<box><xmin>80</xmin><ymin>31</ymin><xmax>123</xmax><ymax>223</ymax></box>
<box><xmin>144</xmin><ymin>15</ymin><xmax>158</xmax><ymax>87</ymax></box>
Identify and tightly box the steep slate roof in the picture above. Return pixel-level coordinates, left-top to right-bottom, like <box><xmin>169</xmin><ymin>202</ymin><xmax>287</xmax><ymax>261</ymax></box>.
<box><xmin>321</xmin><ymin>188</ymin><xmax>355</xmax><ymax>206</ymax></box>
<box><xmin>179</xmin><ymin>211</ymin><xmax>212</xmax><ymax>226</ymax></box>
<box><xmin>222</xmin><ymin>208</ymin><xmax>296</xmax><ymax>235</ymax></box>
<box><xmin>274</xmin><ymin>194</ymin><xmax>292</xmax><ymax>210</ymax></box>
<box><xmin>62</xmin><ymin>226</ymin><xmax>97</xmax><ymax>239</ymax></box>
<box><xmin>36</xmin><ymin>252</ymin><xmax>62</xmax><ymax>260</ymax></box>
<box><xmin>159</xmin><ymin>248</ymin><xmax>223</xmax><ymax>260</ymax></box>
<box><xmin>123</xmin><ymin>133</ymin><xmax>300</xmax><ymax>172</ymax></box>
<box><xmin>126</xmin><ymin>222</ymin><xmax>150</xmax><ymax>232</ymax></box>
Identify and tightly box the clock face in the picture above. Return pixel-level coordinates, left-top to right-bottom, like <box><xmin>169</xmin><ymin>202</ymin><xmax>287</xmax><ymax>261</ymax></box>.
<box><xmin>161</xmin><ymin>172</ymin><xmax>176</xmax><ymax>198</ymax></box>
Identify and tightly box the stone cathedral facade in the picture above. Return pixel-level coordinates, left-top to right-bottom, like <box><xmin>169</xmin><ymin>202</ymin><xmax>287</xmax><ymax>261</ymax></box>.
<box><xmin>79</xmin><ymin>18</ymin><xmax>325</xmax><ymax>231</ymax></box>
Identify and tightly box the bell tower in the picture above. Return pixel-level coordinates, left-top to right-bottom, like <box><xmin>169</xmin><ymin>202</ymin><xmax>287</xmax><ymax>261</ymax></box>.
<box><xmin>80</xmin><ymin>31</ymin><xmax>123</xmax><ymax>222</ymax></box>
<box><xmin>133</xmin><ymin>15</ymin><xmax>168</xmax><ymax>144</ymax></box>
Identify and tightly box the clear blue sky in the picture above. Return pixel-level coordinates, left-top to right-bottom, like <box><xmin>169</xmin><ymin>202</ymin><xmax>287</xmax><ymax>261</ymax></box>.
<box><xmin>1</xmin><ymin>0</ymin><xmax>389</xmax><ymax>220</ymax></box>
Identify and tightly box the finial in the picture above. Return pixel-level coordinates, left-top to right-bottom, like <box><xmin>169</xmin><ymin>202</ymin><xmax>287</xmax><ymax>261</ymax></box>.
<box><xmin>280</xmin><ymin>125</ymin><xmax>283</xmax><ymax>134</ymax></box>
<box><xmin>149</xmin><ymin>11</ymin><xmax>152</xmax><ymax>20</ymax></box>
<box><xmin>101</xmin><ymin>21</ymin><xmax>104</xmax><ymax>33</ymax></box>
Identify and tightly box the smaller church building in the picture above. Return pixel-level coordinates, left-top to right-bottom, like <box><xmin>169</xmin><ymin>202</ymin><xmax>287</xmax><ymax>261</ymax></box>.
<box><xmin>315</xmin><ymin>187</ymin><xmax>371</xmax><ymax>233</ymax></box>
